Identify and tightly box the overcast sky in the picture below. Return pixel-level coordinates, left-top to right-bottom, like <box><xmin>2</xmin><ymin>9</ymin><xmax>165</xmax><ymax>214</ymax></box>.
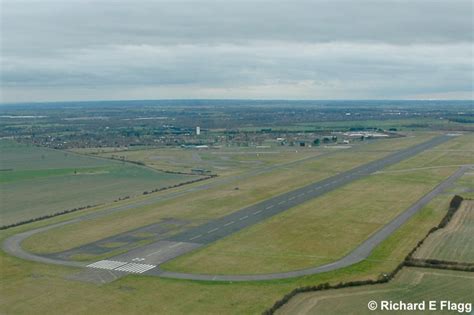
<box><xmin>1</xmin><ymin>0</ymin><xmax>473</xmax><ymax>103</ymax></box>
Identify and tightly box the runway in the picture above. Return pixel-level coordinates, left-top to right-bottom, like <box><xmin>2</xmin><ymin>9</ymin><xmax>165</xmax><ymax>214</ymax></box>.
<box><xmin>3</xmin><ymin>134</ymin><xmax>466</xmax><ymax>282</ymax></box>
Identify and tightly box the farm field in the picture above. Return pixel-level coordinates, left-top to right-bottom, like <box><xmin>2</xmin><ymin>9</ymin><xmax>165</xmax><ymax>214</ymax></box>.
<box><xmin>0</xmin><ymin>140</ymin><xmax>202</xmax><ymax>225</ymax></box>
<box><xmin>413</xmin><ymin>201</ymin><xmax>474</xmax><ymax>263</ymax></box>
<box><xmin>0</xmin><ymin>192</ymin><xmax>457</xmax><ymax>315</ymax></box>
<box><xmin>277</xmin><ymin>267</ymin><xmax>474</xmax><ymax>315</ymax></box>
<box><xmin>21</xmin><ymin>134</ymin><xmax>436</xmax><ymax>255</ymax></box>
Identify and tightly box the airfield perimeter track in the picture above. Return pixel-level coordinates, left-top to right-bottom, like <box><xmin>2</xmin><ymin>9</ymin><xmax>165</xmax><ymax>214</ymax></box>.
<box><xmin>3</xmin><ymin>134</ymin><xmax>468</xmax><ymax>281</ymax></box>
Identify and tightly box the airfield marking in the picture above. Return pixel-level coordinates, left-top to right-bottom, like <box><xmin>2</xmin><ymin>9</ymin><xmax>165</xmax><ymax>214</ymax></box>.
<box><xmin>289</xmin><ymin>196</ymin><xmax>295</xmax><ymax>201</ymax></box>
<box><xmin>278</xmin><ymin>200</ymin><xmax>286</xmax><ymax>205</ymax></box>
<box><xmin>169</xmin><ymin>242</ymin><xmax>182</xmax><ymax>248</ymax></box>
<box><xmin>87</xmin><ymin>260</ymin><xmax>156</xmax><ymax>274</ymax></box>
<box><xmin>298</xmin><ymin>193</ymin><xmax>305</xmax><ymax>197</ymax></box>
<box><xmin>239</xmin><ymin>216</ymin><xmax>248</xmax><ymax>220</ymax></box>
<box><xmin>115</xmin><ymin>262</ymin><xmax>156</xmax><ymax>274</ymax></box>
<box><xmin>253</xmin><ymin>210</ymin><xmax>262</xmax><ymax>215</ymax></box>
<box><xmin>265</xmin><ymin>205</ymin><xmax>274</xmax><ymax>210</ymax></box>
<box><xmin>189</xmin><ymin>235</ymin><xmax>202</xmax><ymax>241</ymax></box>
<box><xmin>146</xmin><ymin>250</ymin><xmax>162</xmax><ymax>257</ymax></box>
<box><xmin>207</xmin><ymin>228</ymin><xmax>219</xmax><ymax>233</ymax></box>
<box><xmin>223</xmin><ymin>221</ymin><xmax>235</xmax><ymax>227</ymax></box>
<box><xmin>87</xmin><ymin>260</ymin><xmax>128</xmax><ymax>270</ymax></box>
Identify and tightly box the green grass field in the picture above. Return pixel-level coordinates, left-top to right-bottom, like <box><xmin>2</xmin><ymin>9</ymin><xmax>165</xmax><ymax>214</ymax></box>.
<box><xmin>3</xmin><ymin>132</ymin><xmax>472</xmax><ymax>314</ymax></box>
<box><xmin>161</xmin><ymin>167</ymin><xmax>456</xmax><ymax>274</ymax></box>
<box><xmin>161</xmin><ymin>134</ymin><xmax>473</xmax><ymax>274</ymax></box>
<box><xmin>22</xmin><ymin>134</ymin><xmax>436</xmax><ymax>255</ymax></box>
<box><xmin>90</xmin><ymin>146</ymin><xmax>328</xmax><ymax>176</ymax></box>
<box><xmin>413</xmin><ymin>201</ymin><xmax>474</xmax><ymax>263</ymax></box>
<box><xmin>0</xmin><ymin>192</ymin><xmax>456</xmax><ymax>315</ymax></box>
<box><xmin>277</xmin><ymin>267</ymin><xmax>474</xmax><ymax>315</ymax></box>
<box><xmin>0</xmin><ymin>140</ymin><xmax>201</xmax><ymax>225</ymax></box>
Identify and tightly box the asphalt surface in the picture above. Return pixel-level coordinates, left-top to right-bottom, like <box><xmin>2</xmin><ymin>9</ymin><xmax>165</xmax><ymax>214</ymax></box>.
<box><xmin>153</xmin><ymin>165</ymin><xmax>468</xmax><ymax>281</ymax></box>
<box><xmin>3</xmin><ymin>134</ymin><xmax>466</xmax><ymax>282</ymax></box>
<box><xmin>163</xmin><ymin>134</ymin><xmax>453</xmax><ymax>246</ymax></box>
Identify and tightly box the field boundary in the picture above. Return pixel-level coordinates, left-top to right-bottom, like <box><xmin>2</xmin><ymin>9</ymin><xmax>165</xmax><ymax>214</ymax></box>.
<box><xmin>262</xmin><ymin>196</ymin><xmax>471</xmax><ymax>315</ymax></box>
<box><xmin>0</xmin><ymin>174</ymin><xmax>215</xmax><ymax>231</ymax></box>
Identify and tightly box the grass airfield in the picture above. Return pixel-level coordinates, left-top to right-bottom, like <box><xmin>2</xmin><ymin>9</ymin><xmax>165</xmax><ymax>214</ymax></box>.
<box><xmin>22</xmin><ymin>133</ymin><xmax>436</xmax><ymax>255</ymax></box>
<box><xmin>1</xmin><ymin>132</ymin><xmax>473</xmax><ymax>314</ymax></box>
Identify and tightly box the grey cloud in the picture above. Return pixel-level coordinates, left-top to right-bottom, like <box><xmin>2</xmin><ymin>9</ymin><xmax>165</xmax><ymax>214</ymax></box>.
<box><xmin>0</xmin><ymin>0</ymin><xmax>473</xmax><ymax>102</ymax></box>
<box><xmin>2</xmin><ymin>0</ymin><xmax>472</xmax><ymax>55</ymax></box>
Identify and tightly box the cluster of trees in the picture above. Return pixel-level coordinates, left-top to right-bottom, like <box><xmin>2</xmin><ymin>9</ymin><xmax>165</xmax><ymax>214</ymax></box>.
<box><xmin>313</xmin><ymin>136</ymin><xmax>338</xmax><ymax>146</ymax></box>
<box><xmin>263</xmin><ymin>195</ymin><xmax>467</xmax><ymax>315</ymax></box>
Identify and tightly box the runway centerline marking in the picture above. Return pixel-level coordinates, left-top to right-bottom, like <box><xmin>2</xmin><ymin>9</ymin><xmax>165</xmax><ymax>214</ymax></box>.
<box><xmin>253</xmin><ymin>210</ymin><xmax>262</xmax><ymax>215</ymax></box>
<box><xmin>239</xmin><ymin>216</ymin><xmax>249</xmax><ymax>220</ymax></box>
<box><xmin>169</xmin><ymin>242</ymin><xmax>182</xmax><ymax>248</ymax></box>
<box><xmin>146</xmin><ymin>250</ymin><xmax>162</xmax><ymax>257</ymax></box>
<box><xmin>265</xmin><ymin>205</ymin><xmax>274</xmax><ymax>209</ymax></box>
<box><xmin>278</xmin><ymin>201</ymin><xmax>286</xmax><ymax>205</ymax></box>
<box><xmin>223</xmin><ymin>221</ymin><xmax>235</xmax><ymax>227</ymax></box>
<box><xmin>189</xmin><ymin>235</ymin><xmax>202</xmax><ymax>241</ymax></box>
<box><xmin>289</xmin><ymin>196</ymin><xmax>295</xmax><ymax>201</ymax></box>
<box><xmin>208</xmin><ymin>228</ymin><xmax>219</xmax><ymax>233</ymax></box>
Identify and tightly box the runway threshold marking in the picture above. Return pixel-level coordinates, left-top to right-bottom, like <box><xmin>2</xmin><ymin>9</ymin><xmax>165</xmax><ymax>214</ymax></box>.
<box><xmin>208</xmin><ymin>228</ymin><xmax>219</xmax><ymax>233</ymax></box>
<box><xmin>115</xmin><ymin>262</ymin><xmax>156</xmax><ymax>274</ymax></box>
<box><xmin>87</xmin><ymin>260</ymin><xmax>128</xmax><ymax>270</ymax></box>
<box><xmin>224</xmin><ymin>221</ymin><xmax>235</xmax><ymax>226</ymax></box>
<box><xmin>87</xmin><ymin>260</ymin><xmax>156</xmax><ymax>274</ymax></box>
